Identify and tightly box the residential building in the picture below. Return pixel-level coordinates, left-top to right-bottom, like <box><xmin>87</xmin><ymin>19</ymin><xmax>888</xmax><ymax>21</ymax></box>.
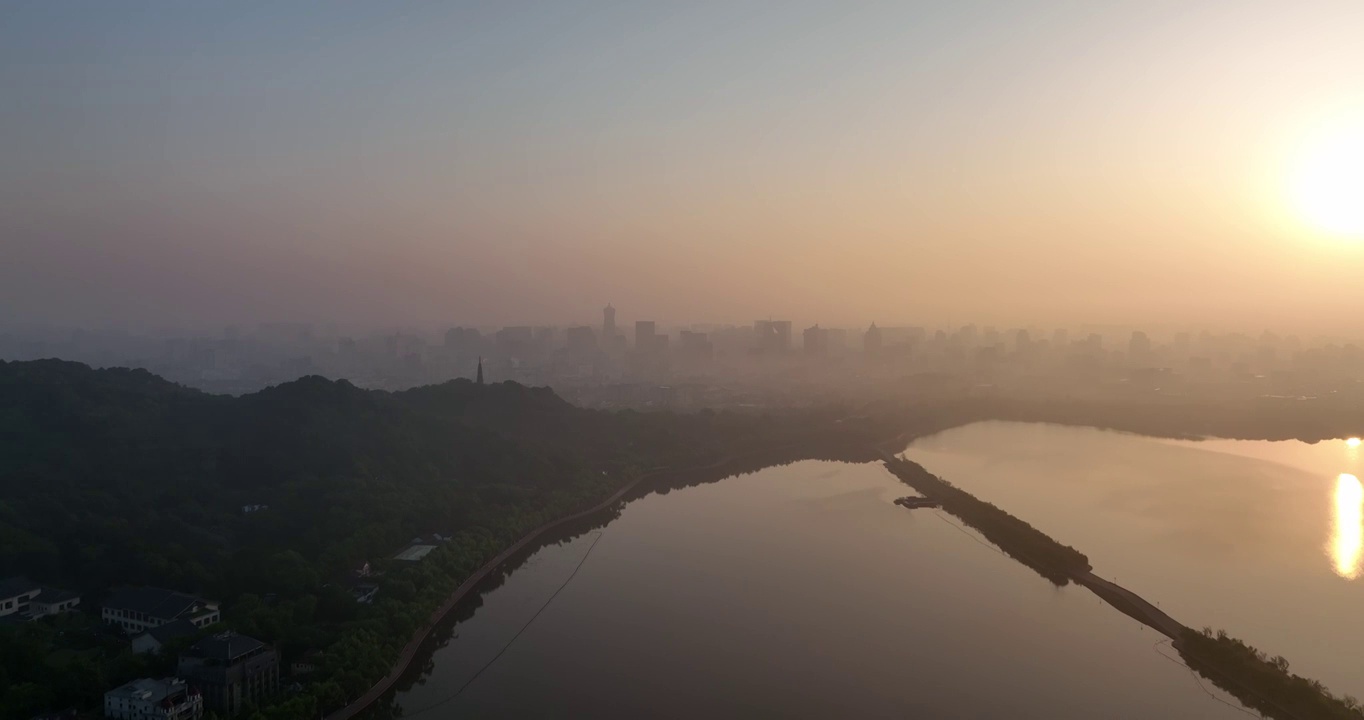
<box><xmin>177</xmin><ymin>632</ymin><xmax>280</xmax><ymax>717</ymax></box>
<box><xmin>103</xmin><ymin>677</ymin><xmax>202</xmax><ymax>720</ymax></box>
<box><xmin>29</xmin><ymin>587</ymin><xmax>80</xmax><ymax>618</ymax></box>
<box><xmin>0</xmin><ymin>577</ymin><xmax>42</xmax><ymax>618</ymax></box>
<box><xmin>103</xmin><ymin>588</ymin><xmax>220</xmax><ymax>635</ymax></box>
<box><xmin>0</xmin><ymin>577</ymin><xmax>78</xmax><ymax>621</ymax></box>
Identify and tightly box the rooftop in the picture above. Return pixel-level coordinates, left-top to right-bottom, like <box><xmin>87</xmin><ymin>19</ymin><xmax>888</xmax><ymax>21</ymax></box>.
<box><xmin>105</xmin><ymin>677</ymin><xmax>190</xmax><ymax>703</ymax></box>
<box><xmin>185</xmin><ymin>631</ymin><xmax>266</xmax><ymax>662</ymax></box>
<box><xmin>104</xmin><ymin>587</ymin><xmax>214</xmax><ymax>620</ymax></box>
<box><xmin>34</xmin><ymin>587</ymin><xmax>80</xmax><ymax>604</ymax></box>
<box><xmin>142</xmin><ymin>618</ymin><xmax>200</xmax><ymax>645</ymax></box>
<box><xmin>394</xmin><ymin>544</ymin><xmax>436</xmax><ymax>561</ymax></box>
<box><xmin>0</xmin><ymin>576</ymin><xmax>39</xmax><ymax>599</ymax></box>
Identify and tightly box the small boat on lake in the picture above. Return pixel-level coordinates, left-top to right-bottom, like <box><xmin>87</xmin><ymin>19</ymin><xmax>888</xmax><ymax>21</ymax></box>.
<box><xmin>895</xmin><ymin>495</ymin><xmax>939</xmax><ymax>509</ymax></box>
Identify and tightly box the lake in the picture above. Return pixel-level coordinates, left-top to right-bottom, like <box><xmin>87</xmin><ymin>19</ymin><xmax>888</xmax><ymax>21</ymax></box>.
<box><xmin>378</xmin><ymin>457</ymin><xmax>1249</xmax><ymax>718</ymax></box>
<box><xmin>904</xmin><ymin>420</ymin><xmax>1364</xmax><ymax>702</ymax></box>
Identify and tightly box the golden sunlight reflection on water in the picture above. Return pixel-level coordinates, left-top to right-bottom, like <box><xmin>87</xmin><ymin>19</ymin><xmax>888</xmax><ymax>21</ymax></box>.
<box><xmin>1331</xmin><ymin>473</ymin><xmax>1363</xmax><ymax>579</ymax></box>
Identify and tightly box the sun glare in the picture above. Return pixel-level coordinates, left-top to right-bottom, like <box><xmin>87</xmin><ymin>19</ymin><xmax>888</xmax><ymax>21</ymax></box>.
<box><xmin>1292</xmin><ymin>126</ymin><xmax>1364</xmax><ymax>238</ymax></box>
<box><xmin>1332</xmin><ymin>474</ymin><xmax>1364</xmax><ymax>580</ymax></box>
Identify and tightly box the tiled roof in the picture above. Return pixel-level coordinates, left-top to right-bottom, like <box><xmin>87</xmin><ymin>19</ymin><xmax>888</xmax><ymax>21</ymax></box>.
<box><xmin>103</xmin><ymin>587</ymin><xmax>208</xmax><ymax>620</ymax></box>
<box><xmin>186</xmin><ymin>631</ymin><xmax>266</xmax><ymax>662</ymax></box>
<box><xmin>145</xmin><ymin>618</ymin><xmax>200</xmax><ymax>645</ymax></box>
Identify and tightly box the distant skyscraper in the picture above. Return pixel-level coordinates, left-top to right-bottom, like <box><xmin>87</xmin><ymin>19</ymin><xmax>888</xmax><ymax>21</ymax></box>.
<box><xmin>603</xmin><ymin>304</ymin><xmax>616</xmax><ymax>340</ymax></box>
<box><xmin>1129</xmin><ymin>331</ymin><xmax>1152</xmax><ymax>366</ymax></box>
<box><xmin>476</xmin><ymin>357</ymin><xmax>484</xmax><ymax>385</ymax></box>
<box><xmin>496</xmin><ymin>326</ymin><xmax>534</xmax><ymax>356</ymax></box>
<box><xmin>803</xmin><ymin>325</ymin><xmax>828</xmax><ymax>356</ymax></box>
<box><xmin>678</xmin><ymin>330</ymin><xmax>713</xmax><ymax>360</ymax></box>
<box><xmin>635</xmin><ymin>321</ymin><xmax>657</xmax><ymax>352</ymax></box>
<box><xmin>1173</xmin><ymin>332</ymin><xmax>1191</xmax><ymax>356</ymax></box>
<box><xmin>864</xmin><ymin>322</ymin><xmax>883</xmax><ymax>356</ymax></box>
<box><xmin>754</xmin><ymin>320</ymin><xmax>792</xmax><ymax>354</ymax></box>
<box><xmin>958</xmin><ymin>325</ymin><xmax>979</xmax><ymax>349</ymax></box>
<box><xmin>565</xmin><ymin>326</ymin><xmax>598</xmax><ymax>354</ymax></box>
<box><xmin>444</xmin><ymin>326</ymin><xmax>481</xmax><ymax>352</ymax></box>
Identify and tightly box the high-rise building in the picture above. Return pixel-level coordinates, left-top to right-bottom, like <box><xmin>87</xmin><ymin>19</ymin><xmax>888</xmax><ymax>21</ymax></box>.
<box><xmin>603</xmin><ymin>304</ymin><xmax>617</xmax><ymax>340</ymax></box>
<box><xmin>678</xmin><ymin>330</ymin><xmax>713</xmax><ymax>360</ymax></box>
<box><xmin>864</xmin><ymin>322</ymin><xmax>883</xmax><ymax>356</ymax></box>
<box><xmin>958</xmin><ymin>325</ymin><xmax>979</xmax><ymax>348</ymax></box>
<box><xmin>635</xmin><ymin>321</ymin><xmax>655</xmax><ymax>348</ymax></box>
<box><xmin>444</xmin><ymin>327</ymin><xmax>481</xmax><ymax>352</ymax></box>
<box><xmin>565</xmin><ymin>326</ymin><xmax>597</xmax><ymax>354</ymax></box>
<box><xmin>824</xmin><ymin>328</ymin><xmax>848</xmax><ymax>353</ymax></box>
<box><xmin>754</xmin><ymin>320</ymin><xmax>792</xmax><ymax>354</ymax></box>
<box><xmin>803</xmin><ymin>325</ymin><xmax>828</xmax><ymax>356</ymax></box>
<box><xmin>496</xmin><ymin>326</ymin><xmax>535</xmax><ymax>356</ymax></box>
<box><xmin>1129</xmin><ymin>331</ymin><xmax>1152</xmax><ymax>366</ymax></box>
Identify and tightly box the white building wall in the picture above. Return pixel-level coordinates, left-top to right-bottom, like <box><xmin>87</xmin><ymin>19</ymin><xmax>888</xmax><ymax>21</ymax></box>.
<box><xmin>0</xmin><ymin>589</ymin><xmax>40</xmax><ymax>617</ymax></box>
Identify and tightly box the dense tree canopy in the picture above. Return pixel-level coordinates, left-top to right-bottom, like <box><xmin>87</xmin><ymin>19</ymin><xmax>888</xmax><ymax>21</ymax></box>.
<box><xmin>0</xmin><ymin>360</ymin><xmax>866</xmax><ymax>719</ymax></box>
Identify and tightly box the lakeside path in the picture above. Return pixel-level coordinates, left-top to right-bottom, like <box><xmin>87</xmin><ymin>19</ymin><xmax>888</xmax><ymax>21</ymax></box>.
<box><xmin>1075</xmin><ymin>571</ymin><xmax>1186</xmax><ymax>640</ymax></box>
<box><xmin>324</xmin><ymin>444</ymin><xmax>807</xmax><ymax>720</ymax></box>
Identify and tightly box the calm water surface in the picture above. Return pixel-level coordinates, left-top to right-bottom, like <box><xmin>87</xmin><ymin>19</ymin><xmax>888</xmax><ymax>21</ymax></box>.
<box><xmin>387</xmin><ymin>459</ymin><xmax>1247</xmax><ymax>719</ymax></box>
<box><xmin>905</xmin><ymin>421</ymin><xmax>1364</xmax><ymax>701</ymax></box>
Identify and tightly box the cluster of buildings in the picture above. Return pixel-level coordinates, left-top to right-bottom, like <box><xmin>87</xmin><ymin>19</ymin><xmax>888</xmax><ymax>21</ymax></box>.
<box><xmin>99</xmin><ymin>587</ymin><xmax>279</xmax><ymax>720</ymax></box>
<box><xmin>3</xmin><ymin>578</ymin><xmax>282</xmax><ymax>720</ymax></box>
<box><xmin>22</xmin><ymin>532</ymin><xmax>450</xmax><ymax>718</ymax></box>
<box><xmin>104</xmin><ymin>630</ymin><xmax>279</xmax><ymax>720</ymax></box>
<box><xmin>103</xmin><ymin>587</ymin><xmax>221</xmax><ymax>639</ymax></box>
<box><xmin>0</xmin><ymin>577</ymin><xmax>81</xmax><ymax>624</ymax></box>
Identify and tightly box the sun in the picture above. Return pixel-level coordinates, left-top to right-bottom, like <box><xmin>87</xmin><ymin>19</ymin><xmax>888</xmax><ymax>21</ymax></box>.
<box><xmin>1291</xmin><ymin>126</ymin><xmax>1364</xmax><ymax>238</ymax></box>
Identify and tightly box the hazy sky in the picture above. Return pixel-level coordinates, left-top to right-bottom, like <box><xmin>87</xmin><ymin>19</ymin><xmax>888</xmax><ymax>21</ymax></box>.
<box><xmin>4</xmin><ymin>2</ymin><xmax>1364</xmax><ymax>332</ymax></box>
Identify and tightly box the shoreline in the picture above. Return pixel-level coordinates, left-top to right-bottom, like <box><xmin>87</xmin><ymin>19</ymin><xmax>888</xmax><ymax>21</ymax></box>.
<box><xmin>323</xmin><ymin>464</ymin><xmax>665</xmax><ymax>720</ymax></box>
<box><xmin>331</xmin><ymin>419</ymin><xmax>1349</xmax><ymax>720</ymax></box>
<box><xmin>884</xmin><ymin>448</ymin><xmax>1338</xmax><ymax>720</ymax></box>
<box><xmin>322</xmin><ymin>438</ymin><xmax>840</xmax><ymax>720</ymax></box>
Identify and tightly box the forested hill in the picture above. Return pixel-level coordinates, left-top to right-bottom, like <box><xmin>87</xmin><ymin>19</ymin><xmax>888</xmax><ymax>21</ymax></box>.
<box><xmin>0</xmin><ymin>359</ymin><xmax>833</xmax><ymax>596</ymax></box>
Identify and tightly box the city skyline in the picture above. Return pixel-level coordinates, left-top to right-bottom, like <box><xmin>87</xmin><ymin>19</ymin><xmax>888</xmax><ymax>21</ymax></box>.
<box><xmin>4</xmin><ymin>2</ymin><xmax>1364</xmax><ymax>333</ymax></box>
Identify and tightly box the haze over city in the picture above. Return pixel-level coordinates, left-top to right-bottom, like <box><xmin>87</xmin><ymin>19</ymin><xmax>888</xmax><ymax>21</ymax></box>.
<box><xmin>4</xmin><ymin>2</ymin><xmax>1364</xmax><ymax>333</ymax></box>
<box><xmin>7</xmin><ymin>4</ymin><xmax>1364</xmax><ymax>720</ymax></box>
